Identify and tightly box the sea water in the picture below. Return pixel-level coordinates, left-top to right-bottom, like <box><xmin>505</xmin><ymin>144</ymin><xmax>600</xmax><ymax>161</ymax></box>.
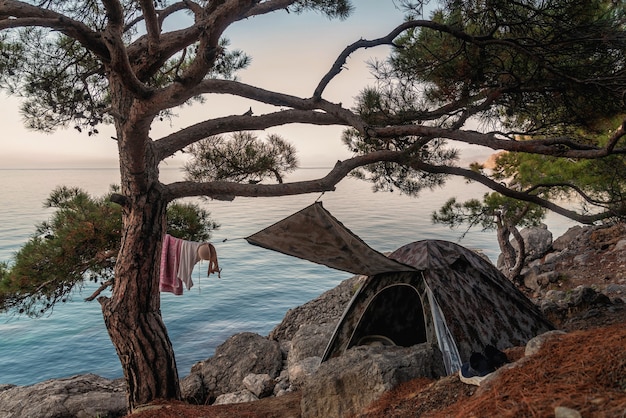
<box><xmin>0</xmin><ymin>167</ymin><xmax>578</xmax><ymax>385</ymax></box>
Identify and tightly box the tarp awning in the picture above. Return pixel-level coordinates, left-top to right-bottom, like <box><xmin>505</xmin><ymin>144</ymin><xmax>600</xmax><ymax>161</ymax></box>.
<box><xmin>245</xmin><ymin>202</ymin><xmax>417</xmax><ymax>276</ymax></box>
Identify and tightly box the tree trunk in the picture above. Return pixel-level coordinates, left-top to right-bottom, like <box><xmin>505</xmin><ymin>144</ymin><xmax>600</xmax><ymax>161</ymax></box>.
<box><xmin>495</xmin><ymin>215</ymin><xmax>526</xmax><ymax>285</ymax></box>
<box><xmin>99</xmin><ymin>184</ymin><xmax>180</xmax><ymax>411</ymax></box>
<box><xmin>96</xmin><ymin>75</ymin><xmax>183</xmax><ymax>411</ymax></box>
<box><xmin>496</xmin><ymin>218</ymin><xmax>516</xmax><ymax>270</ymax></box>
<box><xmin>508</xmin><ymin>225</ymin><xmax>526</xmax><ymax>283</ymax></box>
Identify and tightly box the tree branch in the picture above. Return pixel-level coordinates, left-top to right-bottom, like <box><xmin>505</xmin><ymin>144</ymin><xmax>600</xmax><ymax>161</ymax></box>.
<box><xmin>0</xmin><ymin>1</ymin><xmax>110</xmax><ymax>59</ymax></box>
<box><xmin>101</xmin><ymin>0</ymin><xmax>153</xmax><ymax>98</ymax></box>
<box><xmin>314</xmin><ymin>22</ymin><xmax>408</xmax><ymax>99</ymax></box>
<box><xmin>123</xmin><ymin>1</ymin><xmax>189</xmax><ymax>33</ymax></box>
<box><xmin>312</xmin><ymin>18</ymin><xmax>498</xmax><ymax>99</ymax></box>
<box><xmin>244</xmin><ymin>0</ymin><xmax>295</xmax><ymax>17</ymax></box>
<box><xmin>509</xmin><ymin>223</ymin><xmax>525</xmax><ymax>282</ymax></box>
<box><xmin>151</xmin><ymin>78</ymin><xmax>365</xmax><ymax>140</ymax></box>
<box><xmin>525</xmin><ymin>182</ymin><xmax>622</xmax><ymax>208</ymax></box>
<box><xmin>138</xmin><ymin>0</ymin><xmax>160</xmax><ymax>53</ymax></box>
<box><xmin>371</xmin><ymin>122</ymin><xmax>626</xmax><ymax>158</ymax></box>
<box><xmin>413</xmin><ymin>160</ymin><xmax>612</xmax><ymax>224</ymax></box>
<box><xmin>163</xmin><ymin>150</ymin><xmax>405</xmax><ymax>201</ymax></box>
<box><xmin>172</xmin><ymin>0</ymin><xmax>257</xmax><ymax>86</ymax></box>
<box><xmin>85</xmin><ymin>280</ymin><xmax>113</xmax><ymax>302</ymax></box>
<box><xmin>155</xmin><ymin>109</ymin><xmax>342</xmax><ymax>160</ymax></box>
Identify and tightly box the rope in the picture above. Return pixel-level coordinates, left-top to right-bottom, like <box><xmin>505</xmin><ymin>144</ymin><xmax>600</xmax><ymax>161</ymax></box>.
<box><xmin>221</xmin><ymin>237</ymin><xmax>246</xmax><ymax>243</ymax></box>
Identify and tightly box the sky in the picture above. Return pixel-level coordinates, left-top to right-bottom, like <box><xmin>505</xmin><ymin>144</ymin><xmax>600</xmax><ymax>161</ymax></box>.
<box><xmin>0</xmin><ymin>2</ymin><xmax>489</xmax><ymax>170</ymax></box>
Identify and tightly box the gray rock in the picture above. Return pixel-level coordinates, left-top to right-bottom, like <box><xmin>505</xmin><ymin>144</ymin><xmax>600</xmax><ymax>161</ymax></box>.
<box><xmin>540</xmin><ymin>286</ymin><xmax>618</xmax><ymax>325</ymax></box>
<box><xmin>573</xmin><ymin>253</ymin><xmax>591</xmax><ymax>265</ymax></box>
<box><xmin>288</xmin><ymin>356</ymin><xmax>321</xmax><ymax>388</ymax></box>
<box><xmin>606</xmin><ymin>284</ymin><xmax>626</xmax><ymax>295</ymax></box>
<box><xmin>213</xmin><ymin>390</ymin><xmax>258</xmax><ymax>405</ymax></box>
<box><xmin>187</xmin><ymin>332</ymin><xmax>282</xmax><ymax>404</ymax></box>
<box><xmin>553</xmin><ymin>226</ymin><xmax>583</xmax><ymax>251</ymax></box>
<box><xmin>180</xmin><ymin>372</ymin><xmax>206</xmax><ymax>404</ymax></box>
<box><xmin>242</xmin><ymin>373</ymin><xmax>274</xmax><ymax>398</ymax></box>
<box><xmin>288</xmin><ymin>323</ymin><xmax>334</xmax><ymax>366</ymax></box>
<box><xmin>300</xmin><ymin>343</ymin><xmax>445</xmax><ymax>418</ymax></box>
<box><xmin>273</xmin><ymin>370</ymin><xmax>291</xmax><ymax>396</ymax></box>
<box><xmin>612</xmin><ymin>238</ymin><xmax>626</xmax><ymax>252</ymax></box>
<box><xmin>545</xmin><ymin>289</ymin><xmax>567</xmax><ymax>301</ymax></box>
<box><xmin>0</xmin><ymin>374</ymin><xmax>126</xmax><ymax>418</ymax></box>
<box><xmin>275</xmin><ymin>388</ymin><xmax>293</xmax><ymax>397</ymax></box>
<box><xmin>269</xmin><ymin>275</ymin><xmax>365</xmax><ymax>342</ymax></box>
<box><xmin>567</xmin><ymin>286</ymin><xmax>611</xmax><ymax>307</ymax></box>
<box><xmin>525</xmin><ymin>330</ymin><xmax>567</xmax><ymax>356</ymax></box>
<box><xmin>518</xmin><ymin>224</ymin><xmax>553</xmax><ymax>261</ymax></box>
<box><xmin>523</xmin><ymin>268</ymin><xmax>559</xmax><ymax>291</ymax></box>
<box><xmin>543</xmin><ymin>250</ymin><xmax>564</xmax><ymax>264</ymax></box>
<box><xmin>554</xmin><ymin>406</ymin><xmax>582</xmax><ymax>418</ymax></box>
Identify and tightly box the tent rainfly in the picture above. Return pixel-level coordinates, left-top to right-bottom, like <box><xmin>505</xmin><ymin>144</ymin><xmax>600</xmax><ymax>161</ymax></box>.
<box><xmin>246</xmin><ymin>202</ymin><xmax>554</xmax><ymax>374</ymax></box>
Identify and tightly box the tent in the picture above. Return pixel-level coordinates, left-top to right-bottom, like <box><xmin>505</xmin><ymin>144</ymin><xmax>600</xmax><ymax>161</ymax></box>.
<box><xmin>247</xmin><ymin>203</ymin><xmax>554</xmax><ymax>374</ymax></box>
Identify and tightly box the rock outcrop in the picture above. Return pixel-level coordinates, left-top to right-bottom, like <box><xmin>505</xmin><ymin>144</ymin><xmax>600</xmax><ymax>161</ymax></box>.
<box><xmin>181</xmin><ymin>332</ymin><xmax>283</xmax><ymax>404</ymax></box>
<box><xmin>518</xmin><ymin>224</ymin><xmax>553</xmax><ymax>262</ymax></box>
<box><xmin>269</xmin><ymin>274</ymin><xmax>365</xmax><ymax>341</ymax></box>
<box><xmin>0</xmin><ymin>374</ymin><xmax>126</xmax><ymax>418</ymax></box>
<box><xmin>300</xmin><ymin>343</ymin><xmax>446</xmax><ymax>418</ymax></box>
<box><xmin>502</xmin><ymin>223</ymin><xmax>626</xmax><ymax>300</ymax></box>
<box><xmin>181</xmin><ymin>274</ymin><xmax>363</xmax><ymax>405</ymax></box>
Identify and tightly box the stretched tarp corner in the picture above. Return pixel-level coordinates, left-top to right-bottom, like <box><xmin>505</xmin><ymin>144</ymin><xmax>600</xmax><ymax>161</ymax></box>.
<box><xmin>245</xmin><ymin>202</ymin><xmax>416</xmax><ymax>276</ymax></box>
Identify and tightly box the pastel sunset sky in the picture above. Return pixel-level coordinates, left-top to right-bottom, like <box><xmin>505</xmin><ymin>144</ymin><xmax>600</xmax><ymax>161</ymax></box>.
<box><xmin>0</xmin><ymin>2</ymin><xmax>418</xmax><ymax>169</ymax></box>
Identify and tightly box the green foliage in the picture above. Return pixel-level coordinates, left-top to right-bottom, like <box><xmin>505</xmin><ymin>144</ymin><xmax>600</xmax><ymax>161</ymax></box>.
<box><xmin>350</xmin><ymin>1</ymin><xmax>626</xmax><ymax>233</ymax></box>
<box><xmin>184</xmin><ymin>132</ymin><xmax>298</xmax><ymax>184</ymax></box>
<box><xmin>166</xmin><ymin>202</ymin><xmax>219</xmax><ymax>242</ymax></box>
<box><xmin>0</xmin><ymin>10</ymin><xmax>251</xmax><ymax>133</ymax></box>
<box><xmin>432</xmin><ymin>193</ymin><xmax>545</xmax><ymax>232</ymax></box>
<box><xmin>386</xmin><ymin>0</ymin><xmax>626</xmax><ymax>133</ymax></box>
<box><xmin>344</xmin><ymin>126</ymin><xmax>459</xmax><ymax>195</ymax></box>
<box><xmin>494</xmin><ymin>151</ymin><xmax>626</xmax><ymax>214</ymax></box>
<box><xmin>289</xmin><ymin>0</ymin><xmax>353</xmax><ymax>19</ymax></box>
<box><xmin>0</xmin><ymin>186</ymin><xmax>218</xmax><ymax>317</ymax></box>
<box><xmin>489</xmin><ymin>114</ymin><xmax>626</xmax><ymax>217</ymax></box>
<box><xmin>0</xmin><ymin>0</ymin><xmax>355</xmax><ymax>136</ymax></box>
<box><xmin>1</xmin><ymin>29</ymin><xmax>109</xmax><ymax>134</ymax></box>
<box><xmin>346</xmin><ymin>1</ymin><xmax>625</xmax><ymax>202</ymax></box>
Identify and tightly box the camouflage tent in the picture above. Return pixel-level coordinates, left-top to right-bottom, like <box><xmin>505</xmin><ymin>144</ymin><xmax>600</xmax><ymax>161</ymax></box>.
<box><xmin>247</xmin><ymin>203</ymin><xmax>554</xmax><ymax>374</ymax></box>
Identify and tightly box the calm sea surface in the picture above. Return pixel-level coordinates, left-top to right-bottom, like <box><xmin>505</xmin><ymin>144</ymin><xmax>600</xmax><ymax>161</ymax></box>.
<box><xmin>0</xmin><ymin>168</ymin><xmax>577</xmax><ymax>385</ymax></box>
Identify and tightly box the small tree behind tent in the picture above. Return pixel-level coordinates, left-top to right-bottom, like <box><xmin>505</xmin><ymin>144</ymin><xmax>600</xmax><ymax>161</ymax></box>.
<box><xmin>247</xmin><ymin>203</ymin><xmax>554</xmax><ymax>374</ymax></box>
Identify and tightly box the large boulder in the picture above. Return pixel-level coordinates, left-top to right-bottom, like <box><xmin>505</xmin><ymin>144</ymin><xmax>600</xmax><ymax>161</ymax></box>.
<box><xmin>182</xmin><ymin>275</ymin><xmax>362</xmax><ymax>405</ymax></box>
<box><xmin>182</xmin><ymin>332</ymin><xmax>282</xmax><ymax>404</ymax></box>
<box><xmin>287</xmin><ymin>323</ymin><xmax>335</xmax><ymax>366</ymax></box>
<box><xmin>269</xmin><ymin>275</ymin><xmax>365</xmax><ymax>342</ymax></box>
<box><xmin>242</xmin><ymin>373</ymin><xmax>274</xmax><ymax>398</ymax></box>
<box><xmin>285</xmin><ymin>323</ymin><xmax>335</xmax><ymax>389</ymax></box>
<box><xmin>288</xmin><ymin>356</ymin><xmax>322</xmax><ymax>388</ymax></box>
<box><xmin>300</xmin><ymin>343</ymin><xmax>445</xmax><ymax>418</ymax></box>
<box><xmin>0</xmin><ymin>374</ymin><xmax>126</xmax><ymax>418</ymax></box>
<box><xmin>521</xmin><ymin>224</ymin><xmax>553</xmax><ymax>261</ymax></box>
<box><xmin>552</xmin><ymin>226</ymin><xmax>584</xmax><ymax>251</ymax></box>
<box><xmin>540</xmin><ymin>286</ymin><xmax>615</xmax><ymax>326</ymax></box>
<box><xmin>213</xmin><ymin>390</ymin><xmax>258</xmax><ymax>405</ymax></box>
<box><xmin>500</xmin><ymin>224</ymin><xmax>554</xmax><ymax>270</ymax></box>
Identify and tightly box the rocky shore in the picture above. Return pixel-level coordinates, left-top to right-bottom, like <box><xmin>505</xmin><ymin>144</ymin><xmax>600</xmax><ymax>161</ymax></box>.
<box><xmin>1</xmin><ymin>223</ymin><xmax>625</xmax><ymax>417</ymax></box>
